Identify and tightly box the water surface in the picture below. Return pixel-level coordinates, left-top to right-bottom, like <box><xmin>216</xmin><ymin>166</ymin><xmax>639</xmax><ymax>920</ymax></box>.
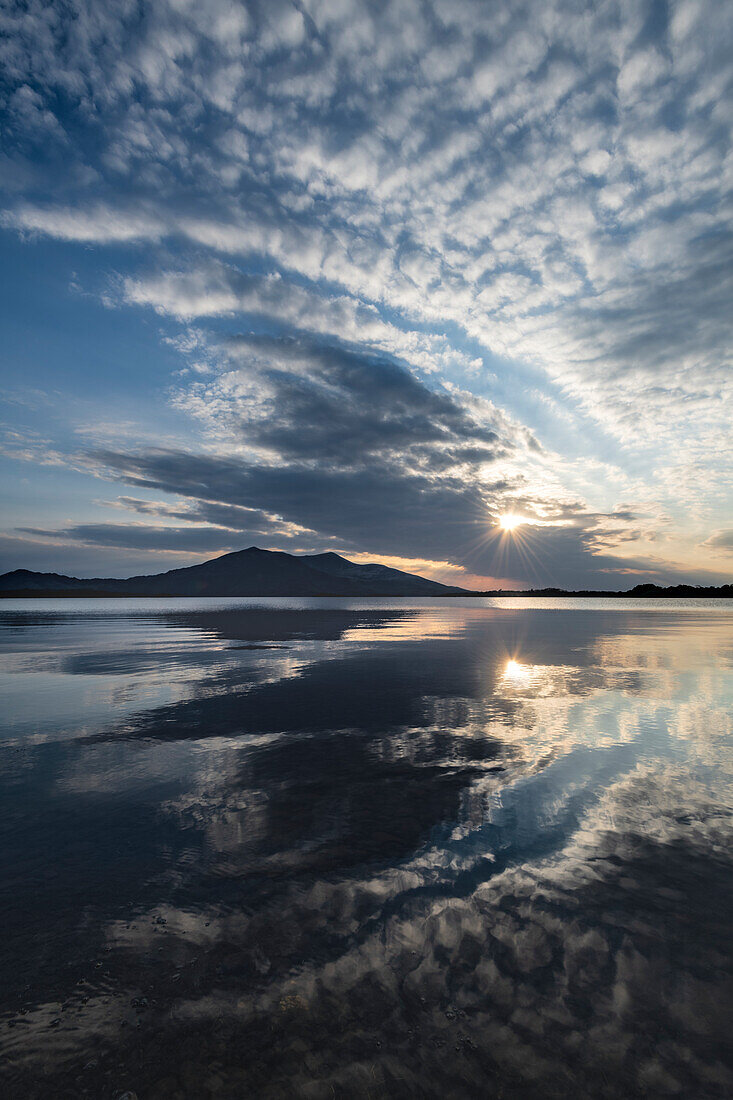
<box><xmin>1</xmin><ymin>598</ymin><xmax>731</xmax><ymax>1098</ymax></box>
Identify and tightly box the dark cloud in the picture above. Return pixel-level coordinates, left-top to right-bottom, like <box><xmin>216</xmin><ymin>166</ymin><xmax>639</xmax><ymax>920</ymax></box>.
<box><xmin>91</xmin><ymin>448</ymin><xmax>489</xmax><ymax>558</ymax></box>
<box><xmin>17</xmin><ymin>523</ymin><xmax>244</xmax><ymax>554</ymax></box>
<box><xmin>71</xmin><ymin>446</ymin><xmax>719</xmax><ymax>587</ymax></box>
<box><xmin>704</xmin><ymin>529</ymin><xmax>733</xmax><ymax>554</ymax></box>
<box><xmin>216</xmin><ymin>334</ymin><xmax>505</xmax><ymax>469</ymax></box>
<box><xmin>115</xmin><ymin>495</ymin><xmax>310</xmax><ymax>535</ymax></box>
<box><xmin>51</xmin><ymin>334</ymin><xmax>710</xmax><ymax>588</ymax></box>
<box><xmin>576</xmin><ymin>228</ymin><xmax>733</xmax><ymax>376</ymax></box>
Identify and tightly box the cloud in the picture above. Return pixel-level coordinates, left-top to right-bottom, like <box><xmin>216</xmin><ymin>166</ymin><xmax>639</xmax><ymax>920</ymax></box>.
<box><xmin>17</xmin><ymin>522</ymin><xmax>244</xmax><ymax>554</ymax></box>
<box><xmin>71</xmin><ymin>332</ymin><xmax>515</xmax><ymax>574</ymax></box>
<box><xmin>69</xmin><ymin>445</ymin><xmax>715</xmax><ymax>588</ymax></box>
<box><xmin>1</xmin><ymin>0</ymin><xmax>731</xmax><ymax>581</ymax></box>
<box><xmin>5</xmin><ymin>322</ymin><xmax>723</xmax><ymax>587</ymax></box>
<box><xmin>120</xmin><ymin>261</ymin><xmax>482</xmax><ymax>377</ymax></box>
<box><xmin>703</xmin><ymin>530</ymin><xmax>733</xmax><ymax>554</ymax></box>
<box><xmin>190</xmin><ymin>333</ymin><xmax>507</xmax><ymax>468</ymax></box>
<box><xmin>2</xmin><ymin>205</ymin><xmax>165</xmax><ymax>243</ymax></box>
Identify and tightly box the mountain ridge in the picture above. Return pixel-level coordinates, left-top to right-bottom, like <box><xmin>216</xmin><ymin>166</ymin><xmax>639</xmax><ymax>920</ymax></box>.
<box><xmin>0</xmin><ymin>546</ymin><xmax>467</xmax><ymax>597</ymax></box>
<box><xmin>0</xmin><ymin>548</ymin><xmax>730</xmax><ymax>598</ymax></box>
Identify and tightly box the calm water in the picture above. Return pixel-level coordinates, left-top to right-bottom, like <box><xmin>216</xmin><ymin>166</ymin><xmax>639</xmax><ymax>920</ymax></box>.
<box><xmin>1</xmin><ymin>597</ymin><xmax>731</xmax><ymax>1099</ymax></box>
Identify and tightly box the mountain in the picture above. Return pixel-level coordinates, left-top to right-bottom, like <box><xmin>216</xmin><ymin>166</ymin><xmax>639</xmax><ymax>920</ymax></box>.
<box><xmin>302</xmin><ymin>551</ymin><xmax>460</xmax><ymax>595</ymax></box>
<box><xmin>2</xmin><ymin>551</ymin><xmax>730</xmax><ymax>598</ymax></box>
<box><xmin>0</xmin><ymin>547</ymin><xmax>467</xmax><ymax>597</ymax></box>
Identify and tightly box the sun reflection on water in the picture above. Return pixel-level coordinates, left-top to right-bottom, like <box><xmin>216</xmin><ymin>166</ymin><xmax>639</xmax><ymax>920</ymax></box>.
<box><xmin>503</xmin><ymin>657</ymin><xmax>532</xmax><ymax>684</ymax></box>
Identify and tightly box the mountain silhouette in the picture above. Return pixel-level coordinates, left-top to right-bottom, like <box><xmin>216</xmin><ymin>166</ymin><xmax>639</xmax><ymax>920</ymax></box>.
<box><xmin>1</xmin><ymin>549</ymin><xmax>731</xmax><ymax>598</ymax></box>
<box><xmin>0</xmin><ymin>547</ymin><xmax>467</xmax><ymax>597</ymax></box>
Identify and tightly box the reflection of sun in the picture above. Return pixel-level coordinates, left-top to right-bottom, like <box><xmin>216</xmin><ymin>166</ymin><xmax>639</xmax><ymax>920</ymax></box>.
<box><xmin>499</xmin><ymin>514</ymin><xmax>523</xmax><ymax>532</ymax></box>
<box><xmin>503</xmin><ymin>658</ymin><xmax>529</xmax><ymax>682</ymax></box>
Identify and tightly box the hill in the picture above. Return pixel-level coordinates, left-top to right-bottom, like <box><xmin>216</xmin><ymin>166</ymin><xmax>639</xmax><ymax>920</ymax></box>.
<box><xmin>0</xmin><ymin>550</ymin><xmax>730</xmax><ymax>598</ymax></box>
<box><xmin>0</xmin><ymin>547</ymin><xmax>467</xmax><ymax>598</ymax></box>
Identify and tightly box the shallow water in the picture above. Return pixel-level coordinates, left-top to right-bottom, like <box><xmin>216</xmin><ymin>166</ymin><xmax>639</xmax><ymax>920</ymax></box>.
<box><xmin>1</xmin><ymin>597</ymin><xmax>731</xmax><ymax>1099</ymax></box>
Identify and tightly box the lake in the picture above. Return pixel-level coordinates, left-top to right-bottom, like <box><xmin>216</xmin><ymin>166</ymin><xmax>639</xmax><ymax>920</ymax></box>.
<box><xmin>1</xmin><ymin>597</ymin><xmax>731</xmax><ymax>1098</ymax></box>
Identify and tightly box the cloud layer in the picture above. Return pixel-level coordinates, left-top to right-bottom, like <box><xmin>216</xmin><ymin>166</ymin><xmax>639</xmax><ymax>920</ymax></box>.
<box><xmin>1</xmin><ymin>0</ymin><xmax>731</xmax><ymax>583</ymax></box>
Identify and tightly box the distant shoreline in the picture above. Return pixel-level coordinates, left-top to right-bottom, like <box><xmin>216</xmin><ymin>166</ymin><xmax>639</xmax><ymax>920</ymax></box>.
<box><xmin>1</xmin><ymin>588</ymin><xmax>731</xmax><ymax>599</ymax></box>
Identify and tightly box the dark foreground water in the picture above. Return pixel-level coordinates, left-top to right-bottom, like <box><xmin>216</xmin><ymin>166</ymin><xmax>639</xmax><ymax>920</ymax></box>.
<box><xmin>0</xmin><ymin>597</ymin><xmax>731</xmax><ymax>1099</ymax></box>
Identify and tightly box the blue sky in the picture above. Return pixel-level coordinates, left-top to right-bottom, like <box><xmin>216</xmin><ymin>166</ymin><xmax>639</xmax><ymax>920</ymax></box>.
<box><xmin>0</xmin><ymin>0</ymin><xmax>731</xmax><ymax>588</ymax></box>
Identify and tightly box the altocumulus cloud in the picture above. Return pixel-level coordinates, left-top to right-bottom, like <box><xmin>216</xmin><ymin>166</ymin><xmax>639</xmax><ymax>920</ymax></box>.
<box><xmin>0</xmin><ymin>0</ymin><xmax>731</xmax><ymax>584</ymax></box>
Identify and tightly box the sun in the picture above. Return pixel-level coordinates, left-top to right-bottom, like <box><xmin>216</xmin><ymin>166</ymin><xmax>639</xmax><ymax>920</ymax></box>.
<box><xmin>499</xmin><ymin>513</ymin><xmax>523</xmax><ymax>532</ymax></box>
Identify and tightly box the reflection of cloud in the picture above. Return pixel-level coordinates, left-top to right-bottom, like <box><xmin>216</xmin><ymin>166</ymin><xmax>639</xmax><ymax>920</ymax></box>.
<box><xmin>66</xmin><ymin>762</ymin><xmax>728</xmax><ymax>1099</ymax></box>
<box><xmin>667</xmin><ymin>679</ymin><xmax>733</xmax><ymax>769</ymax></box>
<box><xmin>3</xmin><ymin>605</ymin><xmax>732</xmax><ymax>1095</ymax></box>
<box><xmin>592</xmin><ymin>618</ymin><xmax>733</xmax><ymax>675</ymax></box>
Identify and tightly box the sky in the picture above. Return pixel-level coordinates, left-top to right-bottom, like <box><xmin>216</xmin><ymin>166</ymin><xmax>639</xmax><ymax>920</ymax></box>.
<box><xmin>0</xmin><ymin>0</ymin><xmax>731</xmax><ymax>590</ymax></box>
